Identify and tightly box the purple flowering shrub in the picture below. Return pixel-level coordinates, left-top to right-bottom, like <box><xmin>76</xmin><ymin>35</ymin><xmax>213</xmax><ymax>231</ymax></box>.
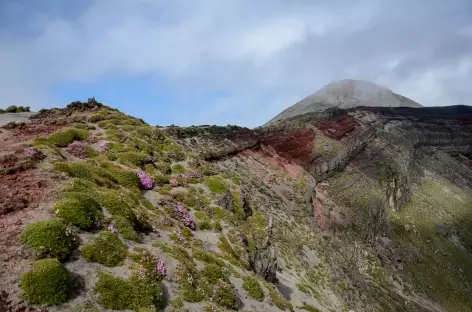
<box><xmin>131</xmin><ymin>249</ymin><xmax>167</xmax><ymax>282</ymax></box>
<box><xmin>184</xmin><ymin>170</ymin><xmax>202</xmax><ymax>179</ymax></box>
<box><xmin>24</xmin><ymin>147</ymin><xmax>46</xmax><ymax>161</ymax></box>
<box><xmin>99</xmin><ymin>141</ymin><xmax>110</xmax><ymax>150</ymax></box>
<box><xmin>168</xmin><ymin>202</ymin><xmax>196</xmax><ymax>230</ymax></box>
<box><xmin>156</xmin><ymin>259</ymin><xmax>167</xmax><ymax>279</ymax></box>
<box><xmin>66</xmin><ymin>141</ymin><xmax>87</xmax><ymax>158</ymax></box>
<box><xmin>136</xmin><ymin>170</ymin><xmax>154</xmax><ymax>190</ymax></box>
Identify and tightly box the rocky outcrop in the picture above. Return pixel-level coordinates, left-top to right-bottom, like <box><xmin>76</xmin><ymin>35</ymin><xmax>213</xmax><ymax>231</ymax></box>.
<box><xmin>248</xmin><ymin>217</ymin><xmax>278</xmax><ymax>282</ymax></box>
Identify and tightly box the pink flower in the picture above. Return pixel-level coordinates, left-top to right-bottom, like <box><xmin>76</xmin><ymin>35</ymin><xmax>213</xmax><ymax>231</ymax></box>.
<box><xmin>66</xmin><ymin>141</ymin><xmax>87</xmax><ymax>158</ymax></box>
<box><xmin>136</xmin><ymin>170</ymin><xmax>154</xmax><ymax>190</ymax></box>
<box><xmin>168</xmin><ymin>202</ymin><xmax>196</xmax><ymax>230</ymax></box>
<box><xmin>184</xmin><ymin>171</ymin><xmax>202</xmax><ymax>179</ymax></box>
<box><xmin>99</xmin><ymin>141</ymin><xmax>110</xmax><ymax>150</ymax></box>
<box><xmin>169</xmin><ymin>178</ymin><xmax>179</xmax><ymax>187</ymax></box>
<box><xmin>107</xmin><ymin>223</ymin><xmax>117</xmax><ymax>234</ymax></box>
<box><xmin>24</xmin><ymin>147</ymin><xmax>45</xmax><ymax>161</ymax></box>
<box><xmin>156</xmin><ymin>259</ymin><xmax>167</xmax><ymax>277</ymax></box>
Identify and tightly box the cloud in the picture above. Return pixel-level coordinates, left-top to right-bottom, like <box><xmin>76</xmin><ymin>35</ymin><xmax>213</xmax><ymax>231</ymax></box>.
<box><xmin>0</xmin><ymin>0</ymin><xmax>471</xmax><ymax>125</ymax></box>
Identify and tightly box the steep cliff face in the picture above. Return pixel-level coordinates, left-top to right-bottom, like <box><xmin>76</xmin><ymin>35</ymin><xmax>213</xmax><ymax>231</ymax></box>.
<box><xmin>2</xmin><ymin>101</ymin><xmax>472</xmax><ymax>312</ymax></box>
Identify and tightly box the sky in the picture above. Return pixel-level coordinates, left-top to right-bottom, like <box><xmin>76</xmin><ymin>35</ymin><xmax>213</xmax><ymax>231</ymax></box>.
<box><xmin>1</xmin><ymin>0</ymin><xmax>471</xmax><ymax>127</ymax></box>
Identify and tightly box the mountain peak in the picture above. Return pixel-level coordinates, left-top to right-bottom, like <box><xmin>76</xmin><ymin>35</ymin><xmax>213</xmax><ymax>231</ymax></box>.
<box><xmin>265</xmin><ymin>79</ymin><xmax>422</xmax><ymax>126</ymax></box>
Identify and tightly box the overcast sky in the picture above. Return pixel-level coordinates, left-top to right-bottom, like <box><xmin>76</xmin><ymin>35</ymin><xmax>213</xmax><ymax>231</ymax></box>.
<box><xmin>1</xmin><ymin>0</ymin><xmax>471</xmax><ymax>126</ymax></box>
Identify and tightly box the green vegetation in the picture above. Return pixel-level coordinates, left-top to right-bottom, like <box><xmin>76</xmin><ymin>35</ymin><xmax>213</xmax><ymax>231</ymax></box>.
<box><xmin>109</xmin><ymin>168</ymin><xmax>140</xmax><ymax>190</ymax></box>
<box><xmin>205</xmin><ymin>175</ymin><xmax>228</xmax><ymax>194</ymax></box>
<box><xmin>117</xmin><ymin>151</ymin><xmax>147</xmax><ymax>167</ymax></box>
<box><xmin>81</xmin><ymin>231</ymin><xmax>128</xmax><ymax>267</ymax></box>
<box><xmin>265</xmin><ymin>282</ymin><xmax>293</xmax><ymax>311</ymax></box>
<box><xmin>20</xmin><ymin>220</ymin><xmax>76</xmax><ymax>261</ymax></box>
<box><xmin>20</xmin><ymin>258</ymin><xmax>70</xmax><ymax>306</ymax></box>
<box><xmin>1</xmin><ymin>105</ymin><xmax>31</xmax><ymax>113</ymax></box>
<box><xmin>171</xmin><ymin>163</ymin><xmax>185</xmax><ymax>174</ymax></box>
<box><xmin>242</xmin><ymin>276</ymin><xmax>264</xmax><ymax>301</ymax></box>
<box><xmin>390</xmin><ymin>178</ymin><xmax>472</xmax><ymax>311</ymax></box>
<box><xmin>163</xmin><ymin>144</ymin><xmax>186</xmax><ymax>161</ymax></box>
<box><xmin>114</xmin><ymin>216</ymin><xmax>141</xmax><ymax>242</ymax></box>
<box><xmin>53</xmin><ymin>192</ymin><xmax>102</xmax><ymax>230</ymax></box>
<box><xmin>71</xmin><ymin>301</ymin><xmax>100</xmax><ymax>312</ymax></box>
<box><xmin>95</xmin><ymin>189</ymin><xmax>136</xmax><ymax>222</ymax></box>
<box><xmin>48</xmin><ymin>128</ymin><xmax>88</xmax><ymax>147</ymax></box>
<box><xmin>95</xmin><ymin>272</ymin><xmax>165</xmax><ymax>311</ymax></box>
<box><xmin>201</xmin><ymin>263</ymin><xmax>226</xmax><ymax>284</ymax></box>
<box><xmin>298</xmin><ymin>303</ymin><xmax>321</xmax><ymax>312</ymax></box>
<box><xmin>54</xmin><ymin>162</ymin><xmax>117</xmax><ymax>187</ymax></box>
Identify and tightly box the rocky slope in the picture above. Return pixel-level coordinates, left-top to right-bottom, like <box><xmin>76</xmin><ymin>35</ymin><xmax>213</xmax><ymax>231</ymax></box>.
<box><xmin>265</xmin><ymin>79</ymin><xmax>423</xmax><ymax>126</ymax></box>
<box><xmin>1</xmin><ymin>98</ymin><xmax>472</xmax><ymax>312</ymax></box>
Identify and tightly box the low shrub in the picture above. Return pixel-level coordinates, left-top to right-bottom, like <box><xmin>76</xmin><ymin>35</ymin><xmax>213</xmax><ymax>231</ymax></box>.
<box><xmin>48</xmin><ymin>128</ymin><xmax>88</xmax><ymax>147</ymax></box>
<box><xmin>96</xmin><ymin>189</ymin><xmax>136</xmax><ymax>222</ymax></box>
<box><xmin>20</xmin><ymin>220</ymin><xmax>76</xmax><ymax>261</ymax></box>
<box><xmin>171</xmin><ymin>163</ymin><xmax>185</xmax><ymax>174</ymax></box>
<box><xmin>242</xmin><ymin>276</ymin><xmax>264</xmax><ymax>301</ymax></box>
<box><xmin>169</xmin><ymin>203</ymin><xmax>196</xmax><ymax>230</ymax></box>
<box><xmin>163</xmin><ymin>144</ymin><xmax>186</xmax><ymax>161</ymax></box>
<box><xmin>54</xmin><ymin>162</ymin><xmax>117</xmax><ymax>187</ymax></box>
<box><xmin>137</xmin><ymin>170</ymin><xmax>154</xmax><ymax>190</ymax></box>
<box><xmin>20</xmin><ymin>258</ymin><xmax>70</xmax><ymax>306</ymax></box>
<box><xmin>205</xmin><ymin>176</ymin><xmax>228</xmax><ymax>194</ymax></box>
<box><xmin>109</xmin><ymin>168</ymin><xmax>140</xmax><ymax>190</ymax></box>
<box><xmin>81</xmin><ymin>231</ymin><xmax>128</xmax><ymax>267</ymax></box>
<box><xmin>113</xmin><ymin>216</ymin><xmax>141</xmax><ymax>242</ymax></box>
<box><xmin>53</xmin><ymin>192</ymin><xmax>102</xmax><ymax>230</ymax></box>
<box><xmin>95</xmin><ymin>272</ymin><xmax>165</xmax><ymax>311</ymax></box>
<box><xmin>117</xmin><ymin>151</ymin><xmax>147</xmax><ymax>167</ymax></box>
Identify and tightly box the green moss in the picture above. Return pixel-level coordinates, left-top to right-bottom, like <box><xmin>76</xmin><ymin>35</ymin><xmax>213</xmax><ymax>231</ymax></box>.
<box><xmin>114</xmin><ymin>216</ymin><xmax>142</xmax><ymax>242</ymax></box>
<box><xmin>89</xmin><ymin>113</ymin><xmax>106</xmax><ymax>123</ymax></box>
<box><xmin>54</xmin><ymin>162</ymin><xmax>117</xmax><ymax>187</ymax></box>
<box><xmin>20</xmin><ymin>258</ymin><xmax>70</xmax><ymax>306</ymax></box>
<box><xmin>61</xmin><ymin>178</ymin><xmax>98</xmax><ymax>193</ymax></box>
<box><xmin>171</xmin><ymin>163</ymin><xmax>185</xmax><ymax>174</ymax></box>
<box><xmin>53</xmin><ymin>192</ymin><xmax>102</xmax><ymax>230</ymax></box>
<box><xmin>156</xmin><ymin>162</ymin><xmax>171</xmax><ymax>174</ymax></box>
<box><xmin>117</xmin><ymin>151</ymin><xmax>147</xmax><ymax>167</ymax></box>
<box><xmin>20</xmin><ymin>220</ymin><xmax>76</xmax><ymax>261</ymax></box>
<box><xmin>201</xmin><ymin>263</ymin><xmax>226</xmax><ymax>284</ymax></box>
<box><xmin>71</xmin><ymin>301</ymin><xmax>100</xmax><ymax>312</ymax></box>
<box><xmin>96</xmin><ymin>189</ymin><xmax>136</xmax><ymax>222</ymax></box>
<box><xmin>48</xmin><ymin>128</ymin><xmax>88</xmax><ymax>147</ymax></box>
<box><xmin>81</xmin><ymin>231</ymin><xmax>128</xmax><ymax>267</ymax></box>
<box><xmin>242</xmin><ymin>276</ymin><xmax>264</xmax><ymax>301</ymax></box>
<box><xmin>205</xmin><ymin>175</ymin><xmax>228</xmax><ymax>194</ymax></box>
<box><xmin>95</xmin><ymin>272</ymin><xmax>164</xmax><ymax>311</ymax></box>
<box><xmin>163</xmin><ymin>144</ymin><xmax>186</xmax><ymax>161</ymax></box>
<box><xmin>109</xmin><ymin>168</ymin><xmax>140</xmax><ymax>190</ymax></box>
<box><xmin>212</xmin><ymin>280</ymin><xmax>239</xmax><ymax>310</ymax></box>
<box><xmin>192</xmin><ymin>248</ymin><xmax>226</xmax><ymax>267</ymax></box>
<box><xmin>298</xmin><ymin>303</ymin><xmax>321</xmax><ymax>312</ymax></box>
<box><xmin>296</xmin><ymin>283</ymin><xmax>311</xmax><ymax>294</ymax></box>
<box><xmin>85</xmin><ymin>146</ymin><xmax>98</xmax><ymax>158</ymax></box>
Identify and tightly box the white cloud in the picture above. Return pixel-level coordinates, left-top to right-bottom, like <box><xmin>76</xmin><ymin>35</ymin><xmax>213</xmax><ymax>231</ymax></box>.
<box><xmin>0</xmin><ymin>0</ymin><xmax>471</xmax><ymax>125</ymax></box>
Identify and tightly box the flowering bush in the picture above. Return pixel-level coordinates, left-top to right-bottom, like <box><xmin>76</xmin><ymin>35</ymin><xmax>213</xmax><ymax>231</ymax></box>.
<box><xmin>24</xmin><ymin>147</ymin><xmax>46</xmax><ymax>161</ymax></box>
<box><xmin>168</xmin><ymin>202</ymin><xmax>196</xmax><ymax>230</ymax></box>
<box><xmin>136</xmin><ymin>170</ymin><xmax>154</xmax><ymax>190</ymax></box>
<box><xmin>107</xmin><ymin>223</ymin><xmax>117</xmax><ymax>234</ymax></box>
<box><xmin>184</xmin><ymin>171</ymin><xmax>202</xmax><ymax>179</ymax></box>
<box><xmin>66</xmin><ymin>141</ymin><xmax>87</xmax><ymax>158</ymax></box>
<box><xmin>99</xmin><ymin>141</ymin><xmax>110</xmax><ymax>150</ymax></box>
<box><xmin>156</xmin><ymin>259</ymin><xmax>167</xmax><ymax>278</ymax></box>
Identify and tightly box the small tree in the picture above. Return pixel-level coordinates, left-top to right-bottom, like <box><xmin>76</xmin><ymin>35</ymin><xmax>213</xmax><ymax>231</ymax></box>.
<box><xmin>6</xmin><ymin>105</ymin><xmax>18</xmax><ymax>113</ymax></box>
